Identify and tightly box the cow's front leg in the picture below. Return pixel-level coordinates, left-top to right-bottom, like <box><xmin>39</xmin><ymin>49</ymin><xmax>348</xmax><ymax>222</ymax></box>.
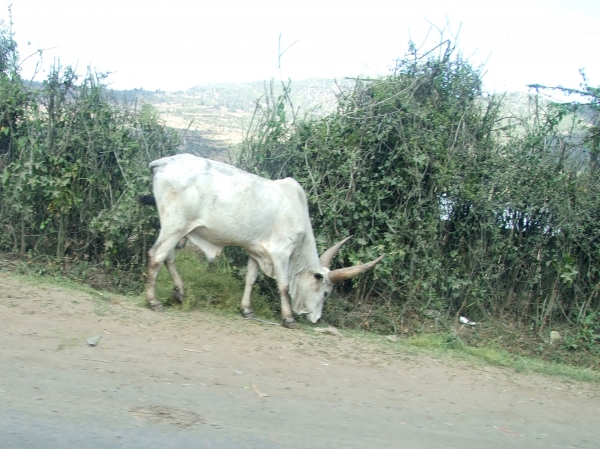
<box><xmin>241</xmin><ymin>257</ymin><xmax>258</xmax><ymax>318</ymax></box>
<box><xmin>278</xmin><ymin>285</ymin><xmax>297</xmax><ymax>329</ymax></box>
<box><xmin>272</xmin><ymin>261</ymin><xmax>297</xmax><ymax>328</ymax></box>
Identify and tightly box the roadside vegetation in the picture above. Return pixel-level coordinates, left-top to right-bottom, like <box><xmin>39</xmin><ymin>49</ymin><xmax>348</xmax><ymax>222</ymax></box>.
<box><xmin>238</xmin><ymin>40</ymin><xmax>600</xmax><ymax>368</ymax></box>
<box><xmin>0</xmin><ymin>16</ymin><xmax>598</xmax><ymax>373</ymax></box>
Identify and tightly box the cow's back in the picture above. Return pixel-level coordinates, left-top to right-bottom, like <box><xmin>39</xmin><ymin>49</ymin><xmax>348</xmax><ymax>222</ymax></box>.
<box><xmin>149</xmin><ymin>154</ymin><xmax>308</xmax><ymax>247</ymax></box>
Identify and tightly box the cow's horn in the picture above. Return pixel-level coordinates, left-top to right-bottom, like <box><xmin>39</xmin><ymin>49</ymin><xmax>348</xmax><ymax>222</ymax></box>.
<box><xmin>319</xmin><ymin>236</ymin><xmax>353</xmax><ymax>268</ymax></box>
<box><xmin>328</xmin><ymin>254</ymin><xmax>386</xmax><ymax>284</ymax></box>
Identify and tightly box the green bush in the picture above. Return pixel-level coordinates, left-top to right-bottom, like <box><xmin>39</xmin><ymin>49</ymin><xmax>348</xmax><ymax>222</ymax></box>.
<box><xmin>238</xmin><ymin>41</ymin><xmax>600</xmax><ymax>335</ymax></box>
<box><xmin>0</xmin><ymin>22</ymin><xmax>179</xmax><ymax>283</ymax></box>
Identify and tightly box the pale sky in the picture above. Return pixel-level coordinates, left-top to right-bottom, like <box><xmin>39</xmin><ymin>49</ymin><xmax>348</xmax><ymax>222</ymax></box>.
<box><xmin>2</xmin><ymin>0</ymin><xmax>599</xmax><ymax>93</ymax></box>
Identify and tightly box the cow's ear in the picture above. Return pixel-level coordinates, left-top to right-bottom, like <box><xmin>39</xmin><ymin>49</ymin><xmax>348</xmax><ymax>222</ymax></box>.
<box><xmin>314</xmin><ymin>273</ymin><xmax>324</xmax><ymax>281</ymax></box>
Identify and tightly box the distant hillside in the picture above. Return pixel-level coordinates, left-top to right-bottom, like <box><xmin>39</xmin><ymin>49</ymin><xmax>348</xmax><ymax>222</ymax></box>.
<box><xmin>108</xmin><ymin>81</ymin><xmax>595</xmax><ymax>162</ymax></box>
<box><xmin>110</xmin><ymin>79</ymin><xmax>355</xmax><ymax>160</ymax></box>
<box><xmin>114</xmin><ymin>78</ymin><xmax>354</xmax><ymax>113</ymax></box>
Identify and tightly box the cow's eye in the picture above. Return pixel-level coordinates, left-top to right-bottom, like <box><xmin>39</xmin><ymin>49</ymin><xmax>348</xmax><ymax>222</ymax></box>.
<box><xmin>314</xmin><ymin>273</ymin><xmax>324</xmax><ymax>281</ymax></box>
<box><xmin>323</xmin><ymin>291</ymin><xmax>329</xmax><ymax>298</ymax></box>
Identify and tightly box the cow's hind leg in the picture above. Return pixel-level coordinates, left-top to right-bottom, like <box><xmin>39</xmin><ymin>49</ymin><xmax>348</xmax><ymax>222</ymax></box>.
<box><xmin>146</xmin><ymin>233</ymin><xmax>184</xmax><ymax>312</ymax></box>
<box><xmin>165</xmin><ymin>251</ymin><xmax>184</xmax><ymax>303</ymax></box>
<box><xmin>241</xmin><ymin>257</ymin><xmax>258</xmax><ymax>319</ymax></box>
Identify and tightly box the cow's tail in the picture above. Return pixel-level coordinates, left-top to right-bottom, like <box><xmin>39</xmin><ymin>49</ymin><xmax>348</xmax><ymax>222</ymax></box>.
<box><xmin>138</xmin><ymin>195</ymin><xmax>157</xmax><ymax>207</ymax></box>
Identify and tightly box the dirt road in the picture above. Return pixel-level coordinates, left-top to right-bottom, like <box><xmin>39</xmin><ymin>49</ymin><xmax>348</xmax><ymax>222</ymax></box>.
<box><xmin>0</xmin><ymin>274</ymin><xmax>598</xmax><ymax>448</ymax></box>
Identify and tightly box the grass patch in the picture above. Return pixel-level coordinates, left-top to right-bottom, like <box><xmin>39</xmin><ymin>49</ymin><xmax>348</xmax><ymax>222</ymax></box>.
<box><xmin>319</xmin><ymin>289</ymin><xmax>600</xmax><ymax>374</ymax></box>
<box><xmin>155</xmin><ymin>248</ymin><xmax>276</xmax><ymax>320</ymax></box>
<box><xmin>404</xmin><ymin>332</ymin><xmax>600</xmax><ymax>383</ymax></box>
<box><xmin>1</xmin><ymin>263</ymin><xmax>108</xmax><ymax>297</ymax></box>
<box><xmin>0</xmin><ymin>255</ymin><xmax>143</xmax><ymax>295</ymax></box>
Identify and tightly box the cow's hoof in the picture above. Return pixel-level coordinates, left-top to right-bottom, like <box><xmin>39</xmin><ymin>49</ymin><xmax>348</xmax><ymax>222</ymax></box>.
<box><xmin>283</xmin><ymin>318</ymin><xmax>298</xmax><ymax>329</ymax></box>
<box><xmin>150</xmin><ymin>303</ymin><xmax>164</xmax><ymax>313</ymax></box>
<box><xmin>172</xmin><ymin>288</ymin><xmax>184</xmax><ymax>303</ymax></box>
<box><xmin>242</xmin><ymin>310</ymin><xmax>256</xmax><ymax>319</ymax></box>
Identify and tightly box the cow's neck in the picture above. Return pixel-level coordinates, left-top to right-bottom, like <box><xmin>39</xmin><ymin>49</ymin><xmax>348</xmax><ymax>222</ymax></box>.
<box><xmin>288</xmin><ymin>231</ymin><xmax>320</xmax><ymax>297</ymax></box>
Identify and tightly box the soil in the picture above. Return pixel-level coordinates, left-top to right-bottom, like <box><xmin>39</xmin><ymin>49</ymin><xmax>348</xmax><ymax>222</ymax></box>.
<box><xmin>1</xmin><ymin>274</ymin><xmax>599</xmax><ymax>449</ymax></box>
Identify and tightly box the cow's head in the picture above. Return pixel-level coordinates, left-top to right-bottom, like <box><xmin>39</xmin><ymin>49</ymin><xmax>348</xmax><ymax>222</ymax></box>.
<box><xmin>292</xmin><ymin>237</ymin><xmax>385</xmax><ymax>323</ymax></box>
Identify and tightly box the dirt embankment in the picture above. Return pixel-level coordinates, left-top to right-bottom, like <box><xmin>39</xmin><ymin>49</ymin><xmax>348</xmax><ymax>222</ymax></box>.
<box><xmin>0</xmin><ymin>275</ymin><xmax>598</xmax><ymax>448</ymax></box>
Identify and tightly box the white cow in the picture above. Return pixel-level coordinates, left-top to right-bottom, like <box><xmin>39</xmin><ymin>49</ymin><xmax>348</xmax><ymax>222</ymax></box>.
<box><xmin>142</xmin><ymin>154</ymin><xmax>384</xmax><ymax>328</ymax></box>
